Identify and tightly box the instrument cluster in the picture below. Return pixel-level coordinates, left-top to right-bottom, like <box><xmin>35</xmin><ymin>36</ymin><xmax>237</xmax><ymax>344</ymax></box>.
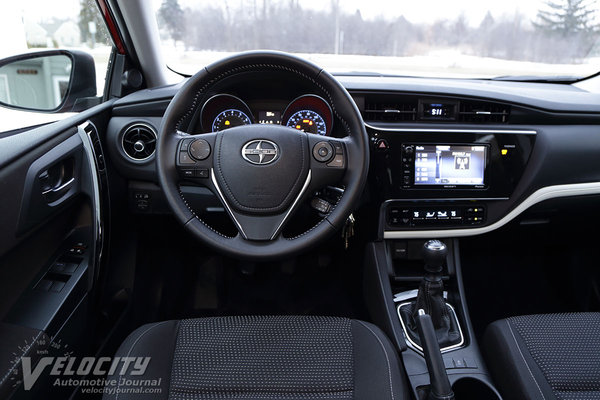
<box><xmin>199</xmin><ymin>94</ymin><xmax>334</xmax><ymax>136</ymax></box>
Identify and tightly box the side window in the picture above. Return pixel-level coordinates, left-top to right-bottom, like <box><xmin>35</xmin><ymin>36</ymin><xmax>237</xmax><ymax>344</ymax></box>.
<box><xmin>0</xmin><ymin>0</ymin><xmax>113</xmax><ymax>132</ymax></box>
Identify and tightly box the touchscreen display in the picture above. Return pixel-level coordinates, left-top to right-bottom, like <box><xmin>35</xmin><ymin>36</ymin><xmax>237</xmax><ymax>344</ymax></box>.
<box><xmin>414</xmin><ymin>145</ymin><xmax>486</xmax><ymax>186</ymax></box>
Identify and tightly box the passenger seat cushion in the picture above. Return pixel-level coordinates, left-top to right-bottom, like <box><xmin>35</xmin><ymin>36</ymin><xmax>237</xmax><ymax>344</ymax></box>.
<box><xmin>484</xmin><ymin>313</ymin><xmax>600</xmax><ymax>400</ymax></box>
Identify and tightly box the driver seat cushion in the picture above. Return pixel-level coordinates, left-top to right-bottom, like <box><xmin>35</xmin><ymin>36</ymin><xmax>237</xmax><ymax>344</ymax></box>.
<box><xmin>484</xmin><ymin>313</ymin><xmax>600</xmax><ymax>400</ymax></box>
<box><xmin>103</xmin><ymin>315</ymin><xmax>409</xmax><ymax>400</ymax></box>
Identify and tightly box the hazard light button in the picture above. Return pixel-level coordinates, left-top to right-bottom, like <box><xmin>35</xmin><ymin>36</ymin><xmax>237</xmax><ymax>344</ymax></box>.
<box><xmin>376</xmin><ymin>139</ymin><xmax>389</xmax><ymax>150</ymax></box>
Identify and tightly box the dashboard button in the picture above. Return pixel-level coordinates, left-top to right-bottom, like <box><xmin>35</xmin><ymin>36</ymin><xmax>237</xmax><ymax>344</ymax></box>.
<box><xmin>376</xmin><ymin>139</ymin><xmax>389</xmax><ymax>150</ymax></box>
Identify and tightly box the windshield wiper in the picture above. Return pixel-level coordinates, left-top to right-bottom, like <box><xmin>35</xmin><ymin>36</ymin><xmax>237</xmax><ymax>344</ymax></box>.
<box><xmin>490</xmin><ymin>75</ymin><xmax>581</xmax><ymax>83</ymax></box>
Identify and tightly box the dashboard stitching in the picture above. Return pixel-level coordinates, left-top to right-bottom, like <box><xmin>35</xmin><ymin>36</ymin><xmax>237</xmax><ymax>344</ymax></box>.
<box><xmin>213</xmin><ymin>131</ymin><xmax>308</xmax><ymax>213</ymax></box>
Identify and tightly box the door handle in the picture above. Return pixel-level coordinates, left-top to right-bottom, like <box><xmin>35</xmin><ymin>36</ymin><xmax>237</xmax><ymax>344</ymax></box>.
<box><xmin>41</xmin><ymin>177</ymin><xmax>75</xmax><ymax>196</ymax></box>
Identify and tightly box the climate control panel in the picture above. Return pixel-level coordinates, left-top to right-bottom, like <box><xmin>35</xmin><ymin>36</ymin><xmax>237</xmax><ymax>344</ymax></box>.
<box><xmin>387</xmin><ymin>203</ymin><xmax>485</xmax><ymax>229</ymax></box>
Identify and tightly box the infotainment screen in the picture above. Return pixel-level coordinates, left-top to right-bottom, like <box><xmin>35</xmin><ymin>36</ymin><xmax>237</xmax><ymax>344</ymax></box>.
<box><xmin>414</xmin><ymin>145</ymin><xmax>487</xmax><ymax>186</ymax></box>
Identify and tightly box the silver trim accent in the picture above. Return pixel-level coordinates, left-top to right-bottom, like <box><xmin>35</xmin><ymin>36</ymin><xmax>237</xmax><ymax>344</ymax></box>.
<box><xmin>210</xmin><ymin>168</ymin><xmax>248</xmax><ymax>239</ymax></box>
<box><xmin>121</xmin><ymin>122</ymin><xmax>157</xmax><ymax>162</ymax></box>
<box><xmin>77</xmin><ymin>122</ymin><xmax>103</xmax><ymax>271</ymax></box>
<box><xmin>41</xmin><ymin>177</ymin><xmax>74</xmax><ymax>195</ymax></box>
<box><xmin>397</xmin><ymin>301</ymin><xmax>465</xmax><ymax>355</ymax></box>
<box><xmin>269</xmin><ymin>170</ymin><xmax>312</xmax><ymax>240</ymax></box>
<box><xmin>394</xmin><ymin>289</ymin><xmax>448</xmax><ymax>303</ymax></box>
<box><xmin>384</xmin><ymin>197</ymin><xmax>509</xmax><ymax>202</ymax></box>
<box><xmin>209</xmin><ymin>169</ymin><xmax>313</xmax><ymax>241</ymax></box>
<box><xmin>383</xmin><ymin>181</ymin><xmax>600</xmax><ymax>239</ymax></box>
<box><xmin>364</xmin><ymin>123</ymin><xmax>537</xmax><ymax>135</ymax></box>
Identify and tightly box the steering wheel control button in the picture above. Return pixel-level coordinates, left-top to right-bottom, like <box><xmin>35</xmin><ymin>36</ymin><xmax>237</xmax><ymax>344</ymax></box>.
<box><xmin>180</xmin><ymin>168</ymin><xmax>195</xmax><ymax>178</ymax></box>
<box><xmin>331</xmin><ymin>141</ymin><xmax>344</xmax><ymax>155</ymax></box>
<box><xmin>313</xmin><ymin>141</ymin><xmax>334</xmax><ymax>162</ymax></box>
<box><xmin>179</xmin><ymin>152</ymin><xmax>195</xmax><ymax>164</ymax></box>
<box><xmin>179</xmin><ymin>138</ymin><xmax>194</xmax><ymax>152</ymax></box>
<box><xmin>327</xmin><ymin>154</ymin><xmax>345</xmax><ymax>168</ymax></box>
<box><xmin>196</xmin><ymin>168</ymin><xmax>209</xmax><ymax>178</ymax></box>
<box><xmin>311</xmin><ymin>197</ymin><xmax>332</xmax><ymax>213</ymax></box>
<box><xmin>189</xmin><ymin>139</ymin><xmax>211</xmax><ymax>160</ymax></box>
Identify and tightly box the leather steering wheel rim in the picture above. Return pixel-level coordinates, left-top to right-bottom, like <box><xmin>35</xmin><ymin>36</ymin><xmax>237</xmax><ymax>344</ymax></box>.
<box><xmin>157</xmin><ymin>51</ymin><xmax>369</xmax><ymax>261</ymax></box>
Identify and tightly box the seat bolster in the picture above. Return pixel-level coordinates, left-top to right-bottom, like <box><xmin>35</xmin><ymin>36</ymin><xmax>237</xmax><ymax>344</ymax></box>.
<box><xmin>103</xmin><ymin>320</ymin><xmax>180</xmax><ymax>400</ymax></box>
<box><xmin>352</xmin><ymin>320</ymin><xmax>409</xmax><ymax>400</ymax></box>
<box><xmin>483</xmin><ymin>319</ymin><xmax>556</xmax><ymax>400</ymax></box>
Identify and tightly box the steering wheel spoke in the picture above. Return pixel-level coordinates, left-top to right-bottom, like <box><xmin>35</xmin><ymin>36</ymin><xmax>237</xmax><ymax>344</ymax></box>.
<box><xmin>208</xmin><ymin>168</ymin><xmax>313</xmax><ymax>241</ymax></box>
<box><xmin>175</xmin><ymin>132</ymin><xmax>217</xmax><ymax>184</ymax></box>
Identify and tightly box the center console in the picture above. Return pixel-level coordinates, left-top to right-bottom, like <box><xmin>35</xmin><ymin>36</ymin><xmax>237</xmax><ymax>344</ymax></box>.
<box><xmin>364</xmin><ymin>239</ymin><xmax>503</xmax><ymax>400</ymax></box>
<box><xmin>370</xmin><ymin>127</ymin><xmax>536</xmax><ymax>236</ymax></box>
<box><xmin>363</xmin><ymin>126</ymin><xmax>533</xmax><ymax>399</ymax></box>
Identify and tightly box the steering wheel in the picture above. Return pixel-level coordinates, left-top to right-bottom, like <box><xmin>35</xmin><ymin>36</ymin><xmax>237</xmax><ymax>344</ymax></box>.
<box><xmin>157</xmin><ymin>51</ymin><xmax>369</xmax><ymax>260</ymax></box>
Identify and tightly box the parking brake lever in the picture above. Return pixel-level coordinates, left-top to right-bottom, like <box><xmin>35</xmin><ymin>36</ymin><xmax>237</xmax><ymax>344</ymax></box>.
<box><xmin>416</xmin><ymin>309</ymin><xmax>455</xmax><ymax>400</ymax></box>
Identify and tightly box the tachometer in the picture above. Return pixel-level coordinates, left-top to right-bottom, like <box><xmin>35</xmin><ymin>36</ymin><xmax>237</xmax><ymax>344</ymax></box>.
<box><xmin>212</xmin><ymin>109</ymin><xmax>252</xmax><ymax>132</ymax></box>
<box><xmin>286</xmin><ymin>110</ymin><xmax>327</xmax><ymax>135</ymax></box>
<box><xmin>282</xmin><ymin>94</ymin><xmax>333</xmax><ymax>136</ymax></box>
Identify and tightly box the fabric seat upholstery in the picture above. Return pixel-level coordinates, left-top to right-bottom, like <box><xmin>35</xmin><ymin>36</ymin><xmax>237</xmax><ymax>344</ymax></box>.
<box><xmin>103</xmin><ymin>315</ymin><xmax>409</xmax><ymax>400</ymax></box>
<box><xmin>484</xmin><ymin>313</ymin><xmax>600</xmax><ymax>400</ymax></box>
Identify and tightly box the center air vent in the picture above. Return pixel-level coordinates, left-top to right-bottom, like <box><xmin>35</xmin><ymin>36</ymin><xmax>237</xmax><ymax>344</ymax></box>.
<box><xmin>458</xmin><ymin>101</ymin><xmax>510</xmax><ymax>123</ymax></box>
<box><xmin>364</xmin><ymin>98</ymin><xmax>418</xmax><ymax>122</ymax></box>
<box><xmin>121</xmin><ymin>123</ymin><xmax>157</xmax><ymax>161</ymax></box>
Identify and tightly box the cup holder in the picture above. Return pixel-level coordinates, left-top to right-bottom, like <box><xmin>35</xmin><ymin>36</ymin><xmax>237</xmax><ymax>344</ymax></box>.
<box><xmin>451</xmin><ymin>377</ymin><xmax>501</xmax><ymax>400</ymax></box>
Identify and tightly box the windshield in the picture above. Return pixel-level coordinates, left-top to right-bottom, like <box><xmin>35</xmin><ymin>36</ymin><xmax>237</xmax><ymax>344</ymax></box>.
<box><xmin>154</xmin><ymin>0</ymin><xmax>600</xmax><ymax>80</ymax></box>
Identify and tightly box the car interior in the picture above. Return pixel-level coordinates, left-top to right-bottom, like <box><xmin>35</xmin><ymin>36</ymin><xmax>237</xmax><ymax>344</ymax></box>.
<box><xmin>1</xmin><ymin>0</ymin><xmax>599</xmax><ymax>399</ymax></box>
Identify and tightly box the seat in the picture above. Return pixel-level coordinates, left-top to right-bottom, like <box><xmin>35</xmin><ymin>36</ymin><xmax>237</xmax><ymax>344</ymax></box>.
<box><xmin>103</xmin><ymin>315</ymin><xmax>409</xmax><ymax>400</ymax></box>
<box><xmin>484</xmin><ymin>313</ymin><xmax>600</xmax><ymax>400</ymax></box>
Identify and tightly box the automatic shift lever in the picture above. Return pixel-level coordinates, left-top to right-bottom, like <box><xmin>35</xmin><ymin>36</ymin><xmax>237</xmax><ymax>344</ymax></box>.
<box><xmin>398</xmin><ymin>240</ymin><xmax>462</xmax><ymax>350</ymax></box>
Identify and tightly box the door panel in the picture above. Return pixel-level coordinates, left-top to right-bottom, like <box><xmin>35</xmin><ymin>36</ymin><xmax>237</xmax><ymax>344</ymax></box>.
<box><xmin>0</xmin><ymin>106</ymin><xmax>111</xmax><ymax>399</ymax></box>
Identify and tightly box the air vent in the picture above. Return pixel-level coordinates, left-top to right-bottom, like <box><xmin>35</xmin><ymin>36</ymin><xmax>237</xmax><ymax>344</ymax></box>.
<box><xmin>121</xmin><ymin>123</ymin><xmax>157</xmax><ymax>161</ymax></box>
<box><xmin>364</xmin><ymin>99</ymin><xmax>418</xmax><ymax>122</ymax></box>
<box><xmin>458</xmin><ymin>101</ymin><xmax>510</xmax><ymax>123</ymax></box>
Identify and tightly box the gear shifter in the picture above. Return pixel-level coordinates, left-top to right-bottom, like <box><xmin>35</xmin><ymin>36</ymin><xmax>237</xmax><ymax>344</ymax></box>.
<box><xmin>399</xmin><ymin>240</ymin><xmax>462</xmax><ymax>350</ymax></box>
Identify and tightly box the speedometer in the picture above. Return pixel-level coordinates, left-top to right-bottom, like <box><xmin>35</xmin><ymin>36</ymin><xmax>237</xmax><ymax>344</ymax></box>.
<box><xmin>286</xmin><ymin>110</ymin><xmax>327</xmax><ymax>135</ymax></box>
<box><xmin>212</xmin><ymin>109</ymin><xmax>252</xmax><ymax>132</ymax></box>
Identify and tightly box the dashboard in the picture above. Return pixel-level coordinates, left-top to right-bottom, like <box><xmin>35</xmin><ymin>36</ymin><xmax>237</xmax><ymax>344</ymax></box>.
<box><xmin>105</xmin><ymin>73</ymin><xmax>600</xmax><ymax>241</ymax></box>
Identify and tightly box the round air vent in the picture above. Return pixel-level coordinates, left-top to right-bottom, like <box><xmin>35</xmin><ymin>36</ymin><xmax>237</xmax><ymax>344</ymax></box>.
<box><xmin>121</xmin><ymin>123</ymin><xmax>157</xmax><ymax>161</ymax></box>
